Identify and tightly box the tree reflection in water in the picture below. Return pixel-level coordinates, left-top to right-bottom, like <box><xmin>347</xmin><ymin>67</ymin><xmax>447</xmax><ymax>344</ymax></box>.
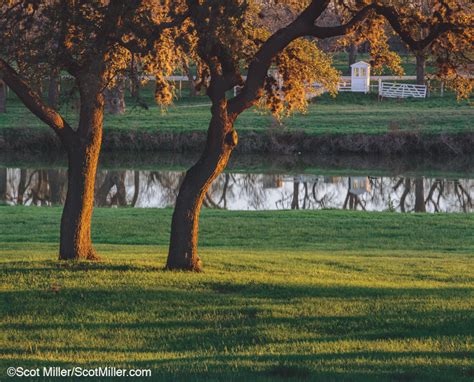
<box><xmin>2</xmin><ymin>168</ymin><xmax>472</xmax><ymax>213</ymax></box>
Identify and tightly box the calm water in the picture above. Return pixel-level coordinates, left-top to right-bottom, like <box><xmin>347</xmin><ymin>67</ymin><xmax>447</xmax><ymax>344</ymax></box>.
<box><xmin>1</xmin><ymin>167</ymin><xmax>472</xmax><ymax>213</ymax></box>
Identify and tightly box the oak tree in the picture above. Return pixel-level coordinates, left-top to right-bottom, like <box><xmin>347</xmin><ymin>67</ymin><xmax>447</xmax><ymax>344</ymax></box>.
<box><xmin>0</xmin><ymin>0</ymin><xmax>184</xmax><ymax>260</ymax></box>
<box><xmin>165</xmin><ymin>0</ymin><xmax>472</xmax><ymax>271</ymax></box>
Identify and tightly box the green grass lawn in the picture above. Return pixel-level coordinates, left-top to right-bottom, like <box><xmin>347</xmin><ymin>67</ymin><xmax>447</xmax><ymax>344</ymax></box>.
<box><xmin>1</xmin><ymin>89</ymin><xmax>472</xmax><ymax>136</ymax></box>
<box><xmin>1</xmin><ymin>207</ymin><xmax>473</xmax><ymax>381</ymax></box>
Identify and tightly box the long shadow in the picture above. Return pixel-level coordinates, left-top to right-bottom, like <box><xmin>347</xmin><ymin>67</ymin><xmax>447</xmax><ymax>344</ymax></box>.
<box><xmin>2</xmin><ymin>351</ymin><xmax>471</xmax><ymax>382</ymax></box>
<box><xmin>0</xmin><ymin>261</ymin><xmax>164</xmax><ymax>274</ymax></box>
<box><xmin>2</xmin><ymin>285</ymin><xmax>472</xmax><ymax>354</ymax></box>
<box><xmin>2</xmin><ymin>263</ymin><xmax>473</xmax><ymax>381</ymax></box>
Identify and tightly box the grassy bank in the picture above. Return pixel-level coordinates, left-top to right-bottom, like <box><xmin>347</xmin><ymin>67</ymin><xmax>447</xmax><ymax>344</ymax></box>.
<box><xmin>1</xmin><ymin>90</ymin><xmax>472</xmax><ymax>136</ymax></box>
<box><xmin>2</xmin><ymin>92</ymin><xmax>473</xmax><ymax>155</ymax></box>
<box><xmin>1</xmin><ymin>207</ymin><xmax>473</xmax><ymax>380</ymax></box>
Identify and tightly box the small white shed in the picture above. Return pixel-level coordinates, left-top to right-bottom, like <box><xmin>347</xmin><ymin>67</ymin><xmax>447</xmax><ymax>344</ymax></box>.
<box><xmin>350</xmin><ymin>61</ymin><xmax>370</xmax><ymax>93</ymax></box>
<box><xmin>349</xmin><ymin>176</ymin><xmax>371</xmax><ymax>195</ymax></box>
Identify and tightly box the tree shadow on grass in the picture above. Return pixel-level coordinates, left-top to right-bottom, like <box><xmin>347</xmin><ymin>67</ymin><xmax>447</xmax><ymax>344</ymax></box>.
<box><xmin>2</xmin><ymin>264</ymin><xmax>473</xmax><ymax>381</ymax></box>
<box><xmin>0</xmin><ymin>260</ymin><xmax>164</xmax><ymax>274</ymax></box>
<box><xmin>3</xmin><ymin>285</ymin><xmax>472</xmax><ymax>352</ymax></box>
<box><xmin>2</xmin><ymin>351</ymin><xmax>471</xmax><ymax>382</ymax></box>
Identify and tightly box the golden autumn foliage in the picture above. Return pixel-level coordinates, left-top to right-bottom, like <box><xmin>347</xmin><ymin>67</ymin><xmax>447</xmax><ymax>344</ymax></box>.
<box><xmin>0</xmin><ymin>0</ymin><xmax>188</xmax><ymax>106</ymax></box>
<box><xmin>259</xmin><ymin>39</ymin><xmax>340</xmax><ymax>117</ymax></box>
<box><xmin>1</xmin><ymin>0</ymin><xmax>472</xmax><ymax>109</ymax></box>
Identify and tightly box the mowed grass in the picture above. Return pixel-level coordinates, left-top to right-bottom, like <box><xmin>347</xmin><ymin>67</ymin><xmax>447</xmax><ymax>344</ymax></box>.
<box><xmin>1</xmin><ymin>89</ymin><xmax>473</xmax><ymax>135</ymax></box>
<box><xmin>1</xmin><ymin>207</ymin><xmax>473</xmax><ymax>381</ymax></box>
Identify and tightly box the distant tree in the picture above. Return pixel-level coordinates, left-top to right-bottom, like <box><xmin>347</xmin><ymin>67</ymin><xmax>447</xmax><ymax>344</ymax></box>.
<box><xmin>47</xmin><ymin>69</ymin><xmax>61</xmax><ymax>108</ymax></box>
<box><xmin>392</xmin><ymin>0</ymin><xmax>473</xmax><ymax>86</ymax></box>
<box><xmin>0</xmin><ymin>1</ymin><xmax>185</xmax><ymax>260</ymax></box>
<box><xmin>104</xmin><ymin>81</ymin><xmax>126</xmax><ymax>115</ymax></box>
<box><xmin>165</xmin><ymin>0</ymin><xmax>472</xmax><ymax>271</ymax></box>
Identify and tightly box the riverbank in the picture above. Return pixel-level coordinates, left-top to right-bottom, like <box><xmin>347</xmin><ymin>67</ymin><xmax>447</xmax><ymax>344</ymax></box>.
<box><xmin>1</xmin><ymin>93</ymin><xmax>472</xmax><ymax>155</ymax></box>
<box><xmin>1</xmin><ymin>208</ymin><xmax>473</xmax><ymax>381</ymax></box>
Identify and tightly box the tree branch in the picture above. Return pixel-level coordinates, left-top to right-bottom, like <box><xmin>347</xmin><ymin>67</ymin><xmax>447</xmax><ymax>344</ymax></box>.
<box><xmin>308</xmin><ymin>5</ymin><xmax>375</xmax><ymax>38</ymax></box>
<box><xmin>227</xmin><ymin>0</ymin><xmax>328</xmax><ymax>116</ymax></box>
<box><xmin>0</xmin><ymin>59</ymin><xmax>75</xmax><ymax>144</ymax></box>
<box><xmin>372</xmin><ymin>4</ymin><xmax>464</xmax><ymax>51</ymax></box>
<box><xmin>227</xmin><ymin>0</ymin><xmax>464</xmax><ymax>117</ymax></box>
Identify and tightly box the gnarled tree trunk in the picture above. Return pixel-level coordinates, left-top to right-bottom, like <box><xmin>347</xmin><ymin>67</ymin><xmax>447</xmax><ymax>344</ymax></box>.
<box><xmin>59</xmin><ymin>88</ymin><xmax>104</xmax><ymax>260</ymax></box>
<box><xmin>0</xmin><ymin>80</ymin><xmax>6</xmax><ymax>113</ymax></box>
<box><xmin>166</xmin><ymin>101</ymin><xmax>238</xmax><ymax>271</ymax></box>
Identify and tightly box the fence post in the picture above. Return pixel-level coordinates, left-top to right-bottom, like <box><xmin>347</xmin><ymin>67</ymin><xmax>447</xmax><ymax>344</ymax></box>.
<box><xmin>440</xmin><ymin>81</ymin><xmax>444</xmax><ymax>97</ymax></box>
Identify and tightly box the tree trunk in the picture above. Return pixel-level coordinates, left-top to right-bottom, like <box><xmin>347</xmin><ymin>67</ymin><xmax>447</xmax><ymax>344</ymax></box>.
<box><xmin>400</xmin><ymin>178</ymin><xmax>411</xmax><ymax>213</ymax></box>
<box><xmin>415</xmin><ymin>53</ymin><xmax>426</xmax><ymax>85</ymax></box>
<box><xmin>348</xmin><ymin>43</ymin><xmax>358</xmax><ymax>67</ymax></box>
<box><xmin>183</xmin><ymin>63</ymin><xmax>199</xmax><ymax>97</ymax></box>
<box><xmin>47</xmin><ymin>169</ymin><xmax>66</xmax><ymax>205</ymax></box>
<box><xmin>47</xmin><ymin>70</ymin><xmax>60</xmax><ymax>108</ymax></box>
<box><xmin>291</xmin><ymin>181</ymin><xmax>300</xmax><ymax>209</ymax></box>
<box><xmin>104</xmin><ymin>81</ymin><xmax>126</xmax><ymax>114</ymax></box>
<box><xmin>59</xmin><ymin>89</ymin><xmax>103</xmax><ymax>260</ymax></box>
<box><xmin>131</xmin><ymin>171</ymin><xmax>140</xmax><ymax>207</ymax></box>
<box><xmin>414</xmin><ymin>177</ymin><xmax>426</xmax><ymax>212</ymax></box>
<box><xmin>0</xmin><ymin>168</ymin><xmax>6</xmax><ymax>204</ymax></box>
<box><xmin>166</xmin><ymin>102</ymin><xmax>238</xmax><ymax>271</ymax></box>
<box><xmin>59</xmin><ymin>145</ymin><xmax>101</xmax><ymax>259</ymax></box>
<box><xmin>0</xmin><ymin>80</ymin><xmax>6</xmax><ymax>113</ymax></box>
<box><xmin>17</xmin><ymin>169</ymin><xmax>27</xmax><ymax>205</ymax></box>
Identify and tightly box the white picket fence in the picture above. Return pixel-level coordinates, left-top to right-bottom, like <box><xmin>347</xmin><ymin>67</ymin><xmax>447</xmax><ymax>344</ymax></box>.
<box><xmin>379</xmin><ymin>82</ymin><xmax>427</xmax><ymax>98</ymax></box>
<box><xmin>337</xmin><ymin>80</ymin><xmax>351</xmax><ymax>92</ymax></box>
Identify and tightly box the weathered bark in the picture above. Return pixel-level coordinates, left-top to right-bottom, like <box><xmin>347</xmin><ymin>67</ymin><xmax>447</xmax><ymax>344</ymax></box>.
<box><xmin>348</xmin><ymin>43</ymin><xmax>358</xmax><ymax>66</ymax></box>
<box><xmin>414</xmin><ymin>177</ymin><xmax>426</xmax><ymax>212</ymax></box>
<box><xmin>59</xmin><ymin>86</ymin><xmax>104</xmax><ymax>260</ymax></box>
<box><xmin>0</xmin><ymin>80</ymin><xmax>6</xmax><ymax>113</ymax></box>
<box><xmin>104</xmin><ymin>81</ymin><xmax>126</xmax><ymax>115</ymax></box>
<box><xmin>47</xmin><ymin>70</ymin><xmax>60</xmax><ymax>108</ymax></box>
<box><xmin>166</xmin><ymin>101</ymin><xmax>238</xmax><ymax>271</ymax></box>
<box><xmin>415</xmin><ymin>52</ymin><xmax>426</xmax><ymax>85</ymax></box>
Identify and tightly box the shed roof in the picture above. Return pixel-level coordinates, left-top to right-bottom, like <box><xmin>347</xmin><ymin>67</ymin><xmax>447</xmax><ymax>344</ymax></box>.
<box><xmin>350</xmin><ymin>61</ymin><xmax>370</xmax><ymax>68</ymax></box>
